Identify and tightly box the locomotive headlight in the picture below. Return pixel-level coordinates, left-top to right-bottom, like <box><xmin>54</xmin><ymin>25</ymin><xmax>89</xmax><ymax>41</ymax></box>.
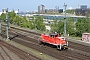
<box><xmin>64</xmin><ymin>46</ymin><xmax>67</xmax><ymax>49</ymax></box>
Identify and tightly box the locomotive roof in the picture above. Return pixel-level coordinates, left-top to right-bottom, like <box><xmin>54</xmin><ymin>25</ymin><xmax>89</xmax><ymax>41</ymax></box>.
<box><xmin>50</xmin><ymin>33</ymin><xmax>58</xmax><ymax>35</ymax></box>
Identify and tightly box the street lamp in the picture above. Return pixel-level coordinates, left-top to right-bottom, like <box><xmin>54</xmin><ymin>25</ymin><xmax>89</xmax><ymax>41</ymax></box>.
<box><xmin>64</xmin><ymin>3</ymin><xmax>67</xmax><ymax>36</ymax></box>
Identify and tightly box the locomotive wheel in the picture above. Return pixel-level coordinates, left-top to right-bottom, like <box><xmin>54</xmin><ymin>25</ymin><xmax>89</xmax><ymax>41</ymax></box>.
<box><xmin>57</xmin><ymin>45</ymin><xmax>62</xmax><ymax>51</ymax></box>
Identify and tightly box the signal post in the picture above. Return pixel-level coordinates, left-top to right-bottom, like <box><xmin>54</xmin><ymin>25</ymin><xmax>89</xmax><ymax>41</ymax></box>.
<box><xmin>5</xmin><ymin>8</ymin><xmax>9</xmax><ymax>40</ymax></box>
<box><xmin>64</xmin><ymin>3</ymin><xmax>67</xmax><ymax>36</ymax></box>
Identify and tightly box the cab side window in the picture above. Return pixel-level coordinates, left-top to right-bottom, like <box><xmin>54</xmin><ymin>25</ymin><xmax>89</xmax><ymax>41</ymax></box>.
<box><xmin>50</xmin><ymin>35</ymin><xmax>54</xmax><ymax>38</ymax></box>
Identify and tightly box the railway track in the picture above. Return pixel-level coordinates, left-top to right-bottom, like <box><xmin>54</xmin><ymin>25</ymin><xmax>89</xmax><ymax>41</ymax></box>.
<box><xmin>0</xmin><ymin>53</ymin><xmax>5</xmax><ymax>60</ymax></box>
<box><xmin>0</xmin><ymin>39</ymin><xmax>42</xmax><ymax>60</ymax></box>
<box><xmin>1</xmin><ymin>25</ymin><xmax>90</xmax><ymax>60</ymax></box>
<box><xmin>0</xmin><ymin>40</ymin><xmax>23</xmax><ymax>60</ymax></box>
<box><xmin>69</xmin><ymin>41</ymin><xmax>90</xmax><ymax>53</ymax></box>
<box><xmin>0</xmin><ymin>44</ymin><xmax>12</xmax><ymax>60</ymax></box>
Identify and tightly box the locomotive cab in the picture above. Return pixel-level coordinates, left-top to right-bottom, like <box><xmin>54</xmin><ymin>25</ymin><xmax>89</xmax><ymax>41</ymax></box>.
<box><xmin>49</xmin><ymin>33</ymin><xmax>60</xmax><ymax>38</ymax></box>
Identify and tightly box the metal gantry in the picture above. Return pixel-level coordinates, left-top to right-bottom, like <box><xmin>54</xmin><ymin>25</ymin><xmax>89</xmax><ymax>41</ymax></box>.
<box><xmin>64</xmin><ymin>3</ymin><xmax>67</xmax><ymax>36</ymax></box>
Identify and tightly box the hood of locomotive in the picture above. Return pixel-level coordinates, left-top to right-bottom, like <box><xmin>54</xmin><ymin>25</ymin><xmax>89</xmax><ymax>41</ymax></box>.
<box><xmin>56</xmin><ymin>37</ymin><xmax>67</xmax><ymax>45</ymax></box>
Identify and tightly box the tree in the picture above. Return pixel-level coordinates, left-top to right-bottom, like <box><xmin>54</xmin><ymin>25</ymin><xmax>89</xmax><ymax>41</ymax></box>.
<box><xmin>13</xmin><ymin>16</ymin><xmax>20</xmax><ymax>25</ymax></box>
<box><xmin>56</xmin><ymin>19</ymin><xmax>64</xmax><ymax>34</ymax></box>
<box><xmin>0</xmin><ymin>13</ymin><xmax>6</xmax><ymax>22</ymax></box>
<box><xmin>86</xmin><ymin>19</ymin><xmax>90</xmax><ymax>32</ymax></box>
<box><xmin>8</xmin><ymin>11</ymin><xmax>16</xmax><ymax>24</ymax></box>
<box><xmin>50</xmin><ymin>17</ymin><xmax>58</xmax><ymax>32</ymax></box>
<box><xmin>29</xmin><ymin>21</ymin><xmax>34</xmax><ymax>29</ymax></box>
<box><xmin>20</xmin><ymin>16</ymin><xmax>27</xmax><ymax>27</ymax></box>
<box><xmin>75</xmin><ymin>18</ymin><xmax>90</xmax><ymax>36</ymax></box>
<box><xmin>66</xmin><ymin>18</ymin><xmax>75</xmax><ymax>36</ymax></box>
<box><xmin>50</xmin><ymin>17</ymin><xmax>64</xmax><ymax>34</ymax></box>
<box><xmin>28</xmin><ymin>16</ymin><xmax>35</xmax><ymax>29</ymax></box>
<box><xmin>34</xmin><ymin>16</ymin><xmax>46</xmax><ymax>31</ymax></box>
<box><xmin>66</xmin><ymin>9</ymin><xmax>75</xmax><ymax>14</ymax></box>
<box><xmin>50</xmin><ymin>17</ymin><xmax>75</xmax><ymax>36</ymax></box>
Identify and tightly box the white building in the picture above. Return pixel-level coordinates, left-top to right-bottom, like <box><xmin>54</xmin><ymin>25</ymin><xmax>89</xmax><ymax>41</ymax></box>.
<box><xmin>0</xmin><ymin>12</ymin><xmax>3</xmax><ymax>15</ymax></box>
<box><xmin>45</xmin><ymin>25</ymin><xmax>51</xmax><ymax>31</ymax></box>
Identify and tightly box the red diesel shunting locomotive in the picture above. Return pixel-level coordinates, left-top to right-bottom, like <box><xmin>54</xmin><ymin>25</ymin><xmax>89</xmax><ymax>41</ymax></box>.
<box><xmin>39</xmin><ymin>32</ymin><xmax>68</xmax><ymax>50</ymax></box>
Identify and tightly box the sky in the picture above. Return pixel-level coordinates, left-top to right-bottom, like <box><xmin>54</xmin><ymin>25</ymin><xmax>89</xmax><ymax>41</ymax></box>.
<box><xmin>0</xmin><ymin>0</ymin><xmax>90</xmax><ymax>11</ymax></box>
